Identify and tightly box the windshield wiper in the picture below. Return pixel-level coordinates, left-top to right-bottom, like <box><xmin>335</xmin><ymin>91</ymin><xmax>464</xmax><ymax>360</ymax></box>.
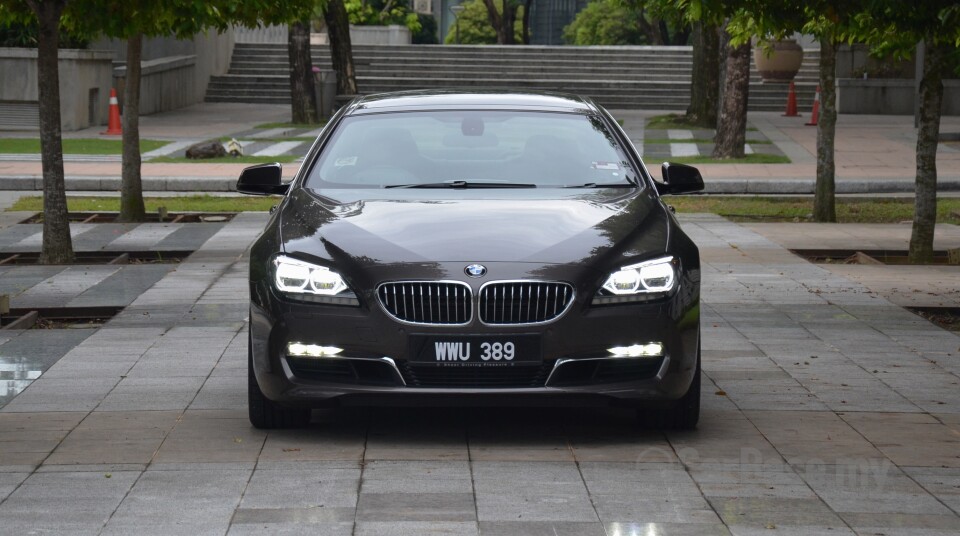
<box><xmin>562</xmin><ymin>182</ymin><xmax>636</xmax><ymax>188</ymax></box>
<box><xmin>384</xmin><ymin>180</ymin><xmax>536</xmax><ymax>189</ymax></box>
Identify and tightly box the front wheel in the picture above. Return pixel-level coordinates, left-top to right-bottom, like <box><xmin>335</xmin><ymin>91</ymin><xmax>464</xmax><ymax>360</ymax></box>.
<box><xmin>640</xmin><ymin>344</ymin><xmax>701</xmax><ymax>430</ymax></box>
<box><xmin>248</xmin><ymin>330</ymin><xmax>311</xmax><ymax>429</ymax></box>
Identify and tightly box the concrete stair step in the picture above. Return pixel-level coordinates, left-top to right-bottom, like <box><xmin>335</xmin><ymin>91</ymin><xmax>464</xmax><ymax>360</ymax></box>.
<box><xmin>234</xmin><ymin>48</ymin><xmax>692</xmax><ymax>61</ymax></box>
<box><xmin>211</xmin><ymin>78</ymin><xmax>817</xmax><ymax>92</ymax></box>
<box><xmin>210</xmin><ymin>43</ymin><xmax>825</xmax><ymax>109</ymax></box>
<box><xmin>206</xmin><ymin>96</ymin><xmax>291</xmax><ymax>104</ymax></box>
<box><xmin>228</xmin><ymin>61</ymin><xmax>697</xmax><ymax>72</ymax></box>
<box><xmin>230</xmin><ymin>55</ymin><xmax>694</xmax><ymax>67</ymax></box>
<box><xmin>232</xmin><ymin>43</ymin><xmax>693</xmax><ymax>56</ymax></box>
<box><xmin>225</xmin><ymin>68</ymin><xmax>693</xmax><ymax>80</ymax></box>
<box><xmin>224</xmin><ymin>68</ymin><xmax>819</xmax><ymax>81</ymax></box>
<box><xmin>352</xmin><ymin>78</ymin><xmax>694</xmax><ymax>89</ymax></box>
<box><xmin>325</xmin><ymin>72</ymin><xmax>691</xmax><ymax>82</ymax></box>
<box><xmin>205</xmin><ymin>90</ymin><xmax>290</xmax><ymax>97</ymax></box>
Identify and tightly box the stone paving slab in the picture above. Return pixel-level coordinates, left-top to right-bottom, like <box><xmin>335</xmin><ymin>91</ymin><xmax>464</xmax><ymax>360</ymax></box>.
<box><xmin>0</xmin><ymin>221</ymin><xmax>227</xmax><ymax>254</ymax></box>
<box><xmin>0</xmin><ymin>329</ymin><xmax>99</xmax><ymax>407</ymax></box>
<box><xmin>0</xmin><ymin>213</ymin><xmax>957</xmax><ymax>534</ymax></box>
<box><xmin>746</xmin><ymin>223</ymin><xmax>960</xmax><ymax>308</ymax></box>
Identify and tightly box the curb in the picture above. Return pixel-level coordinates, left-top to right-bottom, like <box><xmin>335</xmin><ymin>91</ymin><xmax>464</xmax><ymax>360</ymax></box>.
<box><xmin>0</xmin><ymin>176</ymin><xmax>236</xmax><ymax>192</ymax></box>
<box><xmin>704</xmin><ymin>179</ymin><xmax>960</xmax><ymax>194</ymax></box>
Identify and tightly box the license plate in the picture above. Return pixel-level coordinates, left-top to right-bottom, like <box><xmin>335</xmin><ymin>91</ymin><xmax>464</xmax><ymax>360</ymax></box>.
<box><xmin>410</xmin><ymin>335</ymin><xmax>541</xmax><ymax>366</ymax></box>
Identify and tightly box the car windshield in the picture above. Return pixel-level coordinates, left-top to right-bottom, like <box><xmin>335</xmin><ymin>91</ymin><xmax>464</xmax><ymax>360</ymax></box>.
<box><xmin>305</xmin><ymin>110</ymin><xmax>640</xmax><ymax>190</ymax></box>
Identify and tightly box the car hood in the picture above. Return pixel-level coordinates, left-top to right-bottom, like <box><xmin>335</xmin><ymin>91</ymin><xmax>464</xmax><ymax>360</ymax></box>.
<box><xmin>280</xmin><ymin>188</ymin><xmax>668</xmax><ymax>268</ymax></box>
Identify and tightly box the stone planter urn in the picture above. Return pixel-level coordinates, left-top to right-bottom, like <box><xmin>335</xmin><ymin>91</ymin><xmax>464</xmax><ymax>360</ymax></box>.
<box><xmin>754</xmin><ymin>39</ymin><xmax>804</xmax><ymax>83</ymax></box>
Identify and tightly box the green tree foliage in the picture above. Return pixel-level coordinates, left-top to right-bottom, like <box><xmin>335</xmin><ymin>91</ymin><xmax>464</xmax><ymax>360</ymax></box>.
<box><xmin>412</xmin><ymin>12</ymin><xmax>438</xmax><ymax>44</ymax></box>
<box><xmin>444</xmin><ymin>0</ymin><xmax>522</xmax><ymax>44</ymax></box>
<box><xmin>345</xmin><ymin>0</ymin><xmax>421</xmax><ymax>32</ymax></box>
<box><xmin>0</xmin><ymin>18</ymin><xmax>87</xmax><ymax>47</ymax></box>
<box><xmin>562</xmin><ymin>0</ymin><xmax>647</xmax><ymax>45</ymax></box>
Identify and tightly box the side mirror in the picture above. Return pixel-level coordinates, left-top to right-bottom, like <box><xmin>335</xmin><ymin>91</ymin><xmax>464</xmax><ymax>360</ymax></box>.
<box><xmin>236</xmin><ymin>163</ymin><xmax>289</xmax><ymax>195</ymax></box>
<box><xmin>657</xmin><ymin>162</ymin><xmax>704</xmax><ymax>195</ymax></box>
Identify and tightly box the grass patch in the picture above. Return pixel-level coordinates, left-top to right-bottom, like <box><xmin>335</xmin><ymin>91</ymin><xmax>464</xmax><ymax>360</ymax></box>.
<box><xmin>667</xmin><ymin>154</ymin><xmax>790</xmax><ymax>164</ymax></box>
<box><xmin>668</xmin><ymin>196</ymin><xmax>960</xmax><ymax>224</ymax></box>
<box><xmin>645</xmin><ymin>114</ymin><xmax>706</xmax><ymax>130</ymax></box>
<box><xmin>646</xmin><ymin>113</ymin><xmax>757</xmax><ymax>131</ymax></box>
<box><xmin>643</xmin><ymin>138</ymin><xmax>772</xmax><ymax>145</ymax></box>
<box><xmin>149</xmin><ymin>155</ymin><xmax>299</xmax><ymax>164</ymax></box>
<box><xmin>254</xmin><ymin>122</ymin><xmax>325</xmax><ymax>130</ymax></box>
<box><xmin>9</xmin><ymin>195</ymin><xmax>278</xmax><ymax>213</ymax></box>
<box><xmin>0</xmin><ymin>138</ymin><xmax>169</xmax><ymax>155</ymax></box>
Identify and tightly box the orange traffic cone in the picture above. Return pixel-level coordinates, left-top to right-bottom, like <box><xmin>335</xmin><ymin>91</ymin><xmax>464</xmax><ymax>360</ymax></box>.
<box><xmin>102</xmin><ymin>88</ymin><xmax>122</xmax><ymax>135</ymax></box>
<box><xmin>782</xmin><ymin>81</ymin><xmax>800</xmax><ymax>117</ymax></box>
<box><xmin>805</xmin><ymin>85</ymin><xmax>821</xmax><ymax>126</ymax></box>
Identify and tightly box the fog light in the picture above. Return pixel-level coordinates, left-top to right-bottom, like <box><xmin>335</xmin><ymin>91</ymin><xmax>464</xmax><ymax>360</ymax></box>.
<box><xmin>607</xmin><ymin>343</ymin><xmax>663</xmax><ymax>358</ymax></box>
<box><xmin>287</xmin><ymin>342</ymin><xmax>343</xmax><ymax>358</ymax></box>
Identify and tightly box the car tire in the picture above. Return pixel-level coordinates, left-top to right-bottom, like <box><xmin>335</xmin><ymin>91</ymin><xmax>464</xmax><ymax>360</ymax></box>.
<box><xmin>248</xmin><ymin>332</ymin><xmax>311</xmax><ymax>429</ymax></box>
<box><xmin>639</xmin><ymin>342</ymin><xmax>701</xmax><ymax>430</ymax></box>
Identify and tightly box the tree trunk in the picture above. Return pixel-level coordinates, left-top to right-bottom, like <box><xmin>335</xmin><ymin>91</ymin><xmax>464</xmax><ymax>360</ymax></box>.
<box><xmin>657</xmin><ymin>19</ymin><xmax>693</xmax><ymax>46</ymax></box>
<box><xmin>501</xmin><ymin>2</ymin><xmax>516</xmax><ymax>44</ymax></box>
<box><xmin>636</xmin><ymin>9</ymin><xmax>661</xmax><ymax>45</ymax></box>
<box><xmin>669</xmin><ymin>23</ymin><xmax>691</xmax><ymax>46</ymax></box>
<box><xmin>481</xmin><ymin>0</ymin><xmax>516</xmax><ymax>45</ymax></box>
<box><xmin>713</xmin><ymin>39</ymin><xmax>750</xmax><ymax>158</ymax></box>
<box><xmin>685</xmin><ymin>22</ymin><xmax>720</xmax><ymax>129</ymax></box>
<box><xmin>288</xmin><ymin>22</ymin><xmax>317</xmax><ymax>124</ymax></box>
<box><xmin>480</xmin><ymin>0</ymin><xmax>504</xmax><ymax>43</ymax></box>
<box><xmin>717</xmin><ymin>27</ymin><xmax>728</xmax><ymax>123</ymax></box>
<box><xmin>119</xmin><ymin>33</ymin><xmax>146</xmax><ymax>223</ymax></box>
<box><xmin>28</xmin><ymin>0</ymin><xmax>73</xmax><ymax>264</ymax></box>
<box><xmin>909</xmin><ymin>39</ymin><xmax>945</xmax><ymax>264</ymax></box>
<box><xmin>813</xmin><ymin>36</ymin><xmax>838</xmax><ymax>223</ymax></box>
<box><xmin>323</xmin><ymin>0</ymin><xmax>358</xmax><ymax>96</ymax></box>
<box><xmin>522</xmin><ymin>0</ymin><xmax>532</xmax><ymax>45</ymax></box>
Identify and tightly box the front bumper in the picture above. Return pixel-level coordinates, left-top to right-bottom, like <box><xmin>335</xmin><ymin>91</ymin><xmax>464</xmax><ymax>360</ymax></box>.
<box><xmin>249</xmin><ymin>282</ymin><xmax>700</xmax><ymax>408</ymax></box>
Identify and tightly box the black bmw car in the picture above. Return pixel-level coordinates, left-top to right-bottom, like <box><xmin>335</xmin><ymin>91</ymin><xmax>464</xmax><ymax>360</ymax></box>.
<box><xmin>238</xmin><ymin>90</ymin><xmax>704</xmax><ymax>429</ymax></box>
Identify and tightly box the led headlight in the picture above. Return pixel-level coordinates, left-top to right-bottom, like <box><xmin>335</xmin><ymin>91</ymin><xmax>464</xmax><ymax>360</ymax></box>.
<box><xmin>599</xmin><ymin>256</ymin><xmax>677</xmax><ymax>296</ymax></box>
<box><xmin>607</xmin><ymin>343</ymin><xmax>663</xmax><ymax>358</ymax></box>
<box><xmin>273</xmin><ymin>255</ymin><xmax>358</xmax><ymax>304</ymax></box>
<box><xmin>287</xmin><ymin>342</ymin><xmax>343</xmax><ymax>357</ymax></box>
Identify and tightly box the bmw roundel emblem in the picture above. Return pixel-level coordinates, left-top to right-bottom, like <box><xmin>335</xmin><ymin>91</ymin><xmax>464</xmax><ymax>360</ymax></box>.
<box><xmin>464</xmin><ymin>264</ymin><xmax>487</xmax><ymax>278</ymax></box>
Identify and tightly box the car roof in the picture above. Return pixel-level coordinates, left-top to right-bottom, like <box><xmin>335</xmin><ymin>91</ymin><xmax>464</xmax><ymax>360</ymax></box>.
<box><xmin>345</xmin><ymin>90</ymin><xmax>600</xmax><ymax>115</ymax></box>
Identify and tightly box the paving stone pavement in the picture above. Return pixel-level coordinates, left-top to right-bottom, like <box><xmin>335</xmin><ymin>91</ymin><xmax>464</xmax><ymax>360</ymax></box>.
<box><xmin>0</xmin><ymin>213</ymin><xmax>958</xmax><ymax>535</ymax></box>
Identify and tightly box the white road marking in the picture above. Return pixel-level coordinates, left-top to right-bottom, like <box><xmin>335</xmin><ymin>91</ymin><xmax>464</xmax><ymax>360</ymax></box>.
<box><xmin>670</xmin><ymin>143</ymin><xmax>700</xmax><ymax>157</ymax></box>
<box><xmin>253</xmin><ymin>141</ymin><xmax>304</xmax><ymax>157</ymax></box>
<box><xmin>107</xmin><ymin>225</ymin><xmax>182</xmax><ymax>249</ymax></box>
<box><xmin>13</xmin><ymin>224</ymin><xmax>98</xmax><ymax>249</ymax></box>
<box><xmin>248</xmin><ymin>128</ymin><xmax>290</xmax><ymax>139</ymax></box>
<box><xmin>667</xmin><ymin>129</ymin><xmax>694</xmax><ymax>140</ymax></box>
<box><xmin>142</xmin><ymin>140</ymin><xmax>197</xmax><ymax>159</ymax></box>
